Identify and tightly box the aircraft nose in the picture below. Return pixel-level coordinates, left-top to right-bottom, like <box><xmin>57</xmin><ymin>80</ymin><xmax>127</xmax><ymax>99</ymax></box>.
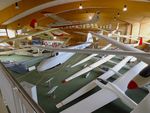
<box><xmin>127</xmin><ymin>80</ymin><xmax>138</xmax><ymax>89</ymax></box>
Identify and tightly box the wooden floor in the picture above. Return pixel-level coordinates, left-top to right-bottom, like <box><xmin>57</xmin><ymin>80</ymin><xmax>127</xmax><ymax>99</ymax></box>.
<box><xmin>0</xmin><ymin>92</ymin><xmax>8</xmax><ymax>113</ymax></box>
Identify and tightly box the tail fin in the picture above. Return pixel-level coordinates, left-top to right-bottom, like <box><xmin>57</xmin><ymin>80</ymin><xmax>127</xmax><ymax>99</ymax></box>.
<box><xmin>86</xmin><ymin>33</ymin><xmax>93</xmax><ymax>42</ymax></box>
<box><xmin>89</xmin><ymin>11</ymin><xmax>100</xmax><ymax>23</ymax></box>
<box><xmin>138</xmin><ymin>37</ymin><xmax>143</xmax><ymax>45</ymax></box>
<box><xmin>30</xmin><ymin>19</ymin><xmax>38</xmax><ymax>28</ymax></box>
<box><xmin>131</xmin><ymin>37</ymin><xmax>143</xmax><ymax>47</ymax></box>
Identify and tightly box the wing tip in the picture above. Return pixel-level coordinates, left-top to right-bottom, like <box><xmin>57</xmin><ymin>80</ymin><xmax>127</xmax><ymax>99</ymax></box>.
<box><xmin>128</xmin><ymin>80</ymin><xmax>138</xmax><ymax>89</ymax></box>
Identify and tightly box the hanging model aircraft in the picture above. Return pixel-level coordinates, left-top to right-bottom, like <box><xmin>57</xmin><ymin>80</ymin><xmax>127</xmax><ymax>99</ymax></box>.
<box><xmin>0</xmin><ymin>28</ymin><xmax>58</xmax><ymax>56</ymax></box>
<box><xmin>0</xmin><ymin>28</ymin><xmax>59</xmax><ymax>73</ymax></box>
<box><xmin>91</xmin><ymin>32</ymin><xmax>150</xmax><ymax>89</ymax></box>
<box><xmin>35</xmin><ymin>28</ymin><xmax>144</xmax><ymax>73</ymax></box>
<box><xmin>0</xmin><ymin>28</ymin><xmax>58</xmax><ymax>43</ymax></box>
<box><xmin>70</xmin><ymin>29</ymin><xmax>144</xmax><ymax>67</ymax></box>
<box><xmin>56</xmin><ymin>55</ymin><xmax>134</xmax><ymax>108</ymax></box>
<box><xmin>42</xmin><ymin>11</ymin><xmax>100</xmax><ymax>28</ymax></box>
<box><xmin>91</xmin><ymin>32</ymin><xmax>150</xmax><ymax>63</ymax></box>
<box><xmin>62</xmin><ymin>54</ymin><xmax>115</xmax><ymax>83</ymax></box>
<box><xmin>18</xmin><ymin>25</ymin><xmax>149</xmax><ymax>112</ymax></box>
<box><xmin>111</xmin><ymin>33</ymin><xmax>150</xmax><ymax>45</ymax></box>
<box><xmin>99</xmin><ymin>22</ymin><xmax>150</xmax><ymax>46</ymax></box>
<box><xmin>128</xmin><ymin>65</ymin><xmax>150</xmax><ymax>89</ymax></box>
<box><xmin>0</xmin><ymin>46</ymin><xmax>57</xmax><ymax>57</ymax></box>
<box><xmin>29</xmin><ymin>30</ymin><xmax>149</xmax><ymax>110</ymax></box>
<box><xmin>58</xmin><ymin>60</ymin><xmax>147</xmax><ymax>113</ymax></box>
<box><xmin>2</xmin><ymin>54</ymin><xmax>54</xmax><ymax>74</ymax></box>
<box><xmin>70</xmin><ymin>44</ymin><xmax>112</xmax><ymax>68</ymax></box>
<box><xmin>60</xmin><ymin>31</ymin><xmax>145</xmax><ymax>83</ymax></box>
<box><xmin>94</xmin><ymin>32</ymin><xmax>150</xmax><ymax>113</ymax></box>
<box><xmin>37</xmin><ymin>32</ymin><xmax>94</xmax><ymax>71</ymax></box>
<box><xmin>53</xmin><ymin>33</ymin><xmax>150</xmax><ymax>113</ymax></box>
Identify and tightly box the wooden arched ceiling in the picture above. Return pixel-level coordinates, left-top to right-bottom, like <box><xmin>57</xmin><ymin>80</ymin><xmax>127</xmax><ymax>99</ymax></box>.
<box><xmin>0</xmin><ymin>0</ymin><xmax>85</xmax><ymax>25</ymax></box>
<box><xmin>0</xmin><ymin>0</ymin><xmax>150</xmax><ymax>29</ymax></box>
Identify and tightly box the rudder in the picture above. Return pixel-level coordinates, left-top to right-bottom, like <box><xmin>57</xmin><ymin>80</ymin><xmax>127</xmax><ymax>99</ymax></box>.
<box><xmin>86</xmin><ymin>33</ymin><xmax>93</xmax><ymax>43</ymax></box>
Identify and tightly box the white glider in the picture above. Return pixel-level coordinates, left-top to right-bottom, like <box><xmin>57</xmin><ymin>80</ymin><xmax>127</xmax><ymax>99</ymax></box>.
<box><xmin>95</xmin><ymin>78</ymin><xmax>137</xmax><ymax>109</ymax></box>
<box><xmin>71</xmin><ymin>44</ymin><xmax>112</xmax><ymax>68</ymax></box>
<box><xmin>60</xmin><ymin>62</ymin><xmax>147</xmax><ymax>113</ymax></box>
<box><xmin>91</xmin><ymin>32</ymin><xmax>150</xmax><ymax>64</ymax></box>
<box><xmin>56</xmin><ymin>56</ymin><xmax>133</xmax><ymax>108</ymax></box>
<box><xmin>37</xmin><ymin>33</ymin><xmax>93</xmax><ymax>71</ymax></box>
<box><xmin>43</xmin><ymin>11</ymin><xmax>100</xmax><ymax>28</ymax></box>
<box><xmin>62</xmin><ymin>55</ymin><xmax>115</xmax><ymax>83</ymax></box>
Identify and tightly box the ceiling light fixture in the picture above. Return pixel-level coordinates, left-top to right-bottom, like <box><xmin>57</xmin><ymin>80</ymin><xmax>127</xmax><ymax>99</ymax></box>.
<box><xmin>123</xmin><ymin>5</ymin><xmax>127</xmax><ymax>11</ymax></box>
<box><xmin>53</xmin><ymin>36</ymin><xmax>57</xmax><ymax>39</ymax></box>
<box><xmin>89</xmin><ymin>16</ymin><xmax>92</xmax><ymax>20</ymax></box>
<box><xmin>15</xmin><ymin>2</ymin><xmax>19</xmax><ymax>9</ymax></box>
<box><xmin>79</xmin><ymin>4</ymin><xmax>83</xmax><ymax>9</ymax></box>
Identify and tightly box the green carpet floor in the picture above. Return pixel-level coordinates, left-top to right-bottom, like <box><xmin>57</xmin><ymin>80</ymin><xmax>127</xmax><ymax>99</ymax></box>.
<box><xmin>0</xmin><ymin>54</ymin><xmax>148</xmax><ymax>113</ymax></box>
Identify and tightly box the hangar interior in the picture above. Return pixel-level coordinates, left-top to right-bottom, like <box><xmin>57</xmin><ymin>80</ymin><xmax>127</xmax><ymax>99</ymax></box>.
<box><xmin>0</xmin><ymin>0</ymin><xmax>150</xmax><ymax>113</ymax></box>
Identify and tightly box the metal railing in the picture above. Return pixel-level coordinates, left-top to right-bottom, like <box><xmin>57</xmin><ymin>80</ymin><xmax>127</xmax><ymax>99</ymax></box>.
<box><xmin>0</xmin><ymin>62</ymin><xmax>45</xmax><ymax>113</ymax></box>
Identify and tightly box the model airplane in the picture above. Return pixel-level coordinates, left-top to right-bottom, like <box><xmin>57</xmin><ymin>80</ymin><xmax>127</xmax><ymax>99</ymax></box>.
<box><xmin>61</xmin><ymin>31</ymin><xmax>145</xmax><ymax>83</ymax></box>
<box><xmin>55</xmin><ymin>33</ymin><xmax>150</xmax><ymax>113</ymax></box>
<box><xmin>91</xmin><ymin>33</ymin><xmax>150</xmax><ymax>89</ymax></box>
<box><xmin>70</xmin><ymin>30</ymin><xmax>143</xmax><ymax>67</ymax></box>
<box><xmin>62</xmin><ymin>54</ymin><xmax>115</xmax><ymax>83</ymax></box>
<box><xmin>56</xmin><ymin>56</ymin><xmax>134</xmax><ymax>108</ymax></box>
<box><xmin>74</xmin><ymin>30</ymin><xmax>142</xmax><ymax>48</ymax></box>
<box><xmin>17</xmin><ymin>30</ymin><xmax>148</xmax><ymax>112</ymax></box>
<box><xmin>35</xmin><ymin>26</ymin><xmax>69</xmax><ymax>37</ymax></box>
<box><xmin>70</xmin><ymin>44</ymin><xmax>112</xmax><ymax>68</ymax></box>
<box><xmin>128</xmin><ymin>65</ymin><xmax>150</xmax><ymax>89</ymax></box>
<box><xmin>59</xmin><ymin>61</ymin><xmax>147</xmax><ymax>113</ymax></box>
<box><xmin>2</xmin><ymin>55</ymin><xmax>50</xmax><ymax>74</ymax></box>
<box><xmin>37</xmin><ymin>33</ymin><xmax>93</xmax><ymax>71</ymax></box>
<box><xmin>112</xmin><ymin>33</ymin><xmax>150</xmax><ymax>45</ymax></box>
<box><xmin>91</xmin><ymin>32</ymin><xmax>150</xmax><ymax>63</ymax></box>
<box><xmin>0</xmin><ymin>47</ymin><xmax>55</xmax><ymax>57</ymax></box>
<box><xmin>0</xmin><ymin>28</ymin><xmax>59</xmax><ymax>56</ymax></box>
<box><xmin>95</xmin><ymin>78</ymin><xmax>137</xmax><ymax>109</ymax></box>
<box><xmin>106</xmin><ymin>32</ymin><xmax>150</xmax><ymax>113</ymax></box>
<box><xmin>42</xmin><ymin>11</ymin><xmax>100</xmax><ymax>28</ymax></box>
<box><xmin>100</xmin><ymin>22</ymin><xmax>150</xmax><ymax>45</ymax></box>
<box><xmin>0</xmin><ymin>28</ymin><xmax>58</xmax><ymax>43</ymax></box>
<box><xmin>100</xmin><ymin>23</ymin><xmax>120</xmax><ymax>35</ymax></box>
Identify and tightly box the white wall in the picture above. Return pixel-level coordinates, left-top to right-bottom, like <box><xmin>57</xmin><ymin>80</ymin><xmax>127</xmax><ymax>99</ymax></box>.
<box><xmin>132</xmin><ymin>23</ymin><xmax>140</xmax><ymax>37</ymax></box>
<box><xmin>131</xmin><ymin>17</ymin><xmax>150</xmax><ymax>41</ymax></box>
